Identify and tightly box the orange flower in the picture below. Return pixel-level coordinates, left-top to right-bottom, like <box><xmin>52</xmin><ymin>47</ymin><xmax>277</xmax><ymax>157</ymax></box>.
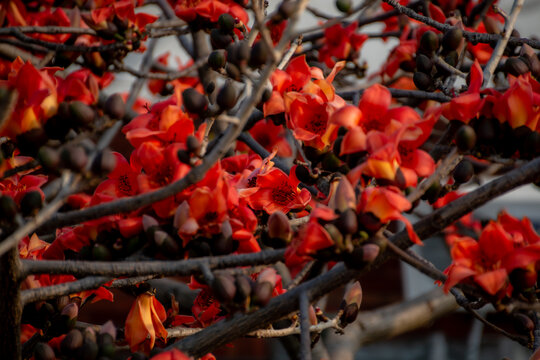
<box><xmin>357</xmin><ymin>186</ymin><xmax>421</xmax><ymax>245</ymax></box>
<box><xmin>125</xmin><ymin>293</ymin><xmax>168</xmax><ymax>353</ymax></box>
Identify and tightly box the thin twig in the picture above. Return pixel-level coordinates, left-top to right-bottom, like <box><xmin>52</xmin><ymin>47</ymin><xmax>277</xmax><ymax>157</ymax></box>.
<box><xmin>482</xmin><ymin>0</ymin><xmax>525</xmax><ymax>86</ymax></box>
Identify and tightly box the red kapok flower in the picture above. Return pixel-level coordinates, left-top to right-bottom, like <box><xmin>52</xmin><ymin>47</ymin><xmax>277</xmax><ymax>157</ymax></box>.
<box><xmin>318</xmin><ymin>21</ymin><xmax>368</xmax><ymax>68</ymax></box>
<box><xmin>125</xmin><ymin>292</ymin><xmax>168</xmax><ymax>353</ymax></box>
<box><xmin>247</xmin><ymin>167</ymin><xmax>311</xmax><ymax>214</ymax></box>
<box><xmin>357</xmin><ymin>186</ymin><xmax>421</xmax><ymax>245</ymax></box>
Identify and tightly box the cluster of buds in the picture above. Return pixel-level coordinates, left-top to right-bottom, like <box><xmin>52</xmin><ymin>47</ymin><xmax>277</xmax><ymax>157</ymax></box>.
<box><xmin>211</xmin><ymin>268</ymin><xmax>279</xmax><ymax>312</ymax></box>
<box><xmin>413</xmin><ymin>28</ymin><xmax>464</xmax><ymax>91</ymax></box>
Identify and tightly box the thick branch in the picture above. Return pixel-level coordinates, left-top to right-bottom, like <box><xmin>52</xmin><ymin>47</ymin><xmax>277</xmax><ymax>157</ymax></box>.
<box><xmin>338</xmin><ymin>88</ymin><xmax>452</xmax><ymax>102</ymax></box>
<box><xmin>21</xmin><ymin>249</ymin><xmax>285</xmax><ymax>278</ymax></box>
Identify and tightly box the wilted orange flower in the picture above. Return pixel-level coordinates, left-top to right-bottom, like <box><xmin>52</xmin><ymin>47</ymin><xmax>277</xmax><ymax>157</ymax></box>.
<box><xmin>125</xmin><ymin>293</ymin><xmax>168</xmax><ymax>353</ymax></box>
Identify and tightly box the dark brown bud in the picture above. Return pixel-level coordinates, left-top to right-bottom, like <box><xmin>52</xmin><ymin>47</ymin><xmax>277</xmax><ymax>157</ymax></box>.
<box><xmin>78</xmin><ymin>335</ymin><xmax>99</xmax><ymax>360</ymax></box>
<box><xmin>442</xmin><ymin>28</ymin><xmax>463</xmax><ymax>51</ymax></box>
<box><xmin>413</xmin><ymin>71</ymin><xmax>432</xmax><ymax>90</ymax></box>
<box><xmin>505</xmin><ymin>57</ymin><xmax>530</xmax><ymax>77</ymax></box>
<box><xmin>208</xmin><ymin>50</ymin><xmax>227</xmax><ymax>70</ymax></box>
<box><xmin>335</xmin><ymin>208</ymin><xmax>358</xmax><ymax>235</ymax></box>
<box><xmin>362</xmin><ymin>243</ymin><xmax>380</xmax><ymax>262</ymax></box>
<box><xmin>336</xmin><ymin>0</ymin><xmax>352</xmax><ymax>14</ymax></box>
<box><xmin>341</xmin><ymin>303</ymin><xmax>359</xmax><ymax>326</ymax></box>
<box><xmin>37</xmin><ymin>146</ymin><xmax>61</xmax><ymax>172</ymax></box>
<box><xmin>234</xmin><ymin>274</ymin><xmax>253</xmax><ymax>303</ymax></box>
<box><xmin>182</xmin><ymin>88</ymin><xmax>208</xmax><ymax>115</ymax></box>
<box><xmin>452</xmin><ymin>159</ymin><xmax>474</xmax><ymax>184</ymax></box>
<box><xmin>0</xmin><ymin>195</ymin><xmax>17</xmax><ymax>221</ymax></box>
<box><xmin>416</xmin><ymin>53</ymin><xmax>433</xmax><ymax>74</ymax></box>
<box><xmin>92</xmin><ymin>149</ymin><xmax>117</xmax><ymax>175</ymax></box>
<box><xmin>210</xmin><ymin>28</ymin><xmax>233</xmax><ymax>49</ymax></box>
<box><xmin>268</xmin><ymin>211</ymin><xmax>292</xmax><ymax>242</ymax></box>
<box><xmin>278</xmin><ymin>1</ymin><xmax>296</xmax><ymax>19</ymax></box>
<box><xmin>186</xmin><ymin>135</ymin><xmax>200</xmax><ymax>154</ymax></box>
<box><xmin>475</xmin><ymin>117</ymin><xmax>499</xmax><ymax>144</ymax></box>
<box><xmin>177</xmin><ymin>149</ymin><xmax>191</xmax><ymax>165</ymax></box>
<box><xmin>97</xmin><ymin>333</ymin><xmax>115</xmax><ymax>357</ymax></box>
<box><xmin>213</xmin><ymin>274</ymin><xmax>236</xmax><ymax>303</ymax></box>
<box><xmin>455</xmin><ymin>125</ymin><xmax>477</xmax><ymax>151</ymax></box>
<box><xmin>61</xmin><ymin>329</ymin><xmax>84</xmax><ymax>356</ymax></box>
<box><xmin>154</xmin><ymin>230</ymin><xmax>180</xmax><ymax>256</ymax></box>
<box><xmin>70</xmin><ymin>101</ymin><xmax>95</xmax><ymax>127</ymax></box>
<box><xmin>61</xmin><ymin>302</ymin><xmax>79</xmax><ymax>321</ymax></box>
<box><xmin>104</xmin><ymin>93</ymin><xmax>125</xmax><ymax>120</ymax></box>
<box><xmin>218</xmin><ymin>13</ymin><xmax>235</xmax><ymax>32</ymax></box>
<box><xmin>34</xmin><ymin>342</ymin><xmax>55</xmax><ymax>360</ymax></box>
<box><xmin>421</xmin><ymin>181</ymin><xmax>441</xmax><ymax>203</ymax></box>
<box><xmin>252</xmin><ymin>281</ymin><xmax>273</xmax><ymax>306</ymax></box>
<box><xmin>61</xmin><ymin>145</ymin><xmax>88</xmax><ymax>172</ymax></box>
<box><xmin>20</xmin><ymin>191</ymin><xmax>43</xmax><ymax>217</ymax></box>
<box><xmin>92</xmin><ymin>244</ymin><xmax>112</xmax><ymax>261</ymax></box>
<box><xmin>512</xmin><ymin>313</ymin><xmax>535</xmax><ymax>334</ymax></box>
<box><xmin>444</xmin><ymin>51</ymin><xmax>458</xmax><ymax>68</ymax></box>
<box><xmin>217</xmin><ymin>82</ymin><xmax>237</xmax><ymax>110</ymax></box>
<box><xmin>249</xmin><ymin>41</ymin><xmax>269</xmax><ymax>68</ymax></box>
<box><xmin>419</xmin><ymin>31</ymin><xmax>439</xmax><ymax>54</ymax></box>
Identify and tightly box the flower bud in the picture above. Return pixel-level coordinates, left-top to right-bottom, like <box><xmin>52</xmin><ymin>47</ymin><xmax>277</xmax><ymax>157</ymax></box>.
<box><xmin>20</xmin><ymin>191</ymin><xmax>43</xmax><ymax>217</ymax></box>
<box><xmin>97</xmin><ymin>332</ymin><xmax>115</xmax><ymax>358</ymax></box>
<box><xmin>61</xmin><ymin>145</ymin><xmax>88</xmax><ymax>172</ymax></box>
<box><xmin>419</xmin><ymin>31</ymin><xmax>439</xmax><ymax>54</ymax></box>
<box><xmin>413</xmin><ymin>71</ymin><xmax>432</xmax><ymax>90</ymax></box>
<box><xmin>212</xmin><ymin>273</ymin><xmax>237</xmax><ymax>303</ymax></box>
<box><xmin>104</xmin><ymin>93</ymin><xmax>125</xmax><ymax>120</ymax></box>
<box><xmin>182</xmin><ymin>88</ymin><xmax>208</xmax><ymax>115</ymax></box>
<box><xmin>217</xmin><ymin>82</ymin><xmax>237</xmax><ymax>110</ymax></box>
<box><xmin>328</xmin><ymin>176</ymin><xmax>356</xmax><ymax>213</ymax></box>
<box><xmin>339</xmin><ymin>282</ymin><xmax>362</xmax><ymax>326</ymax></box>
<box><xmin>208</xmin><ymin>50</ymin><xmax>227</xmax><ymax>70</ymax></box>
<box><xmin>61</xmin><ymin>329</ymin><xmax>84</xmax><ymax>356</ymax></box>
<box><xmin>186</xmin><ymin>135</ymin><xmax>201</xmax><ymax>154</ymax></box>
<box><xmin>362</xmin><ymin>243</ymin><xmax>380</xmax><ymax>262</ymax></box>
<box><xmin>154</xmin><ymin>230</ymin><xmax>180</xmax><ymax>256</ymax></box>
<box><xmin>335</xmin><ymin>209</ymin><xmax>358</xmax><ymax>235</ymax></box>
<box><xmin>294</xmin><ymin>165</ymin><xmax>317</xmax><ymax>185</ymax></box>
<box><xmin>252</xmin><ymin>281</ymin><xmax>274</xmax><ymax>306</ymax></box>
<box><xmin>218</xmin><ymin>13</ymin><xmax>235</xmax><ymax>32</ymax></box>
<box><xmin>37</xmin><ymin>146</ymin><xmax>61</xmax><ymax>172</ymax></box>
<box><xmin>268</xmin><ymin>211</ymin><xmax>292</xmax><ymax>243</ymax></box>
<box><xmin>91</xmin><ymin>149</ymin><xmax>117</xmax><ymax>175</ymax></box>
<box><xmin>234</xmin><ymin>274</ymin><xmax>253</xmax><ymax>303</ymax></box>
<box><xmin>210</xmin><ymin>28</ymin><xmax>233</xmax><ymax>49</ymax></box>
<box><xmin>142</xmin><ymin>214</ymin><xmax>159</xmax><ymax>232</ymax></box>
<box><xmin>100</xmin><ymin>320</ymin><xmax>117</xmax><ymax>341</ymax></box>
<box><xmin>92</xmin><ymin>244</ymin><xmax>112</xmax><ymax>261</ymax></box>
<box><xmin>505</xmin><ymin>57</ymin><xmax>530</xmax><ymax>77</ymax></box>
<box><xmin>249</xmin><ymin>41</ymin><xmax>269</xmax><ymax>68</ymax></box>
<box><xmin>61</xmin><ymin>302</ymin><xmax>79</xmax><ymax>321</ymax></box>
<box><xmin>512</xmin><ymin>313</ymin><xmax>535</xmax><ymax>334</ymax></box>
<box><xmin>336</xmin><ymin>0</ymin><xmax>352</xmax><ymax>13</ymax></box>
<box><xmin>452</xmin><ymin>159</ymin><xmax>474</xmax><ymax>184</ymax></box>
<box><xmin>34</xmin><ymin>342</ymin><xmax>55</xmax><ymax>360</ymax></box>
<box><xmin>455</xmin><ymin>125</ymin><xmax>476</xmax><ymax>152</ymax></box>
<box><xmin>70</xmin><ymin>101</ymin><xmax>96</xmax><ymax>127</ymax></box>
<box><xmin>442</xmin><ymin>28</ymin><xmax>463</xmax><ymax>52</ymax></box>
<box><xmin>416</xmin><ymin>53</ymin><xmax>433</xmax><ymax>74</ymax></box>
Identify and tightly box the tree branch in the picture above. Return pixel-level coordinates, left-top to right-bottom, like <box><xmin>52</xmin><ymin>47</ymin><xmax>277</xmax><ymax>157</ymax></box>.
<box><xmin>21</xmin><ymin>249</ymin><xmax>285</xmax><ymax>278</ymax></box>
<box><xmin>382</xmin><ymin>0</ymin><xmax>540</xmax><ymax>49</ymax></box>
